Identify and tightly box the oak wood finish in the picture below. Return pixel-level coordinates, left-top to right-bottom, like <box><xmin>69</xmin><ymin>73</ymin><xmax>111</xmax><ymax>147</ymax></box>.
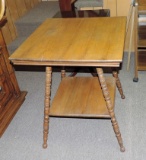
<box><xmin>57</xmin><ymin>0</ymin><xmax>135</xmax><ymax>53</ymax></box>
<box><xmin>112</xmin><ymin>71</ymin><xmax>125</xmax><ymax>99</ymax></box>
<box><xmin>53</xmin><ymin>9</ymin><xmax>110</xmax><ymax>77</ymax></box>
<box><xmin>61</xmin><ymin>67</ymin><xmax>66</xmax><ymax>80</ymax></box>
<box><xmin>50</xmin><ymin>76</ymin><xmax>115</xmax><ymax>118</ymax></box>
<box><xmin>43</xmin><ymin>66</ymin><xmax>52</xmax><ymax>149</ymax></box>
<box><xmin>10</xmin><ymin>18</ymin><xmax>126</xmax><ymax>66</ymax></box>
<box><xmin>96</xmin><ymin>68</ymin><xmax>125</xmax><ymax>152</ymax></box>
<box><xmin>9</xmin><ymin>17</ymin><xmax>126</xmax><ymax>151</ymax></box>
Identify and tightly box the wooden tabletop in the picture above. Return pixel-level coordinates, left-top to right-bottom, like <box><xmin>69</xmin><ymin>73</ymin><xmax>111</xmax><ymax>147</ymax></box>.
<box><xmin>9</xmin><ymin>17</ymin><xmax>126</xmax><ymax>67</ymax></box>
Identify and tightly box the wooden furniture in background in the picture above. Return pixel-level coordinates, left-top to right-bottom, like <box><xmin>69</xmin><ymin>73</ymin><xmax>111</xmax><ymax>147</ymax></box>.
<box><xmin>0</xmin><ymin>0</ymin><xmax>27</xmax><ymax>137</ymax></box>
<box><xmin>59</xmin><ymin>0</ymin><xmax>131</xmax><ymax>16</ymax></box>
<box><xmin>58</xmin><ymin>0</ymin><xmax>135</xmax><ymax>53</ymax></box>
<box><xmin>58</xmin><ymin>0</ymin><xmax>76</xmax><ymax>12</ymax></box>
<box><xmin>132</xmin><ymin>0</ymin><xmax>146</xmax><ymax>82</ymax></box>
<box><xmin>10</xmin><ymin>17</ymin><xmax>126</xmax><ymax>152</ymax></box>
<box><xmin>1</xmin><ymin>0</ymin><xmax>41</xmax><ymax>45</ymax></box>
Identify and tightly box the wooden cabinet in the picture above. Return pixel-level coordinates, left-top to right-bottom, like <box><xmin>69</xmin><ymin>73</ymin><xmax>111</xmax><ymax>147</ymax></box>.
<box><xmin>133</xmin><ymin>1</ymin><xmax>146</xmax><ymax>82</ymax></box>
<box><xmin>0</xmin><ymin>18</ymin><xmax>27</xmax><ymax>137</ymax></box>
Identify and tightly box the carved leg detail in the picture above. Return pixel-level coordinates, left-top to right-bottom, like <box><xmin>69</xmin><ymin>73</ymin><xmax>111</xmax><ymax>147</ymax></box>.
<box><xmin>113</xmin><ymin>71</ymin><xmax>125</xmax><ymax>99</ymax></box>
<box><xmin>96</xmin><ymin>68</ymin><xmax>125</xmax><ymax>152</ymax></box>
<box><xmin>61</xmin><ymin>67</ymin><xmax>66</xmax><ymax>80</ymax></box>
<box><xmin>43</xmin><ymin>66</ymin><xmax>52</xmax><ymax>148</ymax></box>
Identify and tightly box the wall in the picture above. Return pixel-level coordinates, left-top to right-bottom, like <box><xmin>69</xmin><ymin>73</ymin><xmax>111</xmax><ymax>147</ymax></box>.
<box><xmin>104</xmin><ymin>0</ymin><xmax>133</xmax><ymax>52</ymax></box>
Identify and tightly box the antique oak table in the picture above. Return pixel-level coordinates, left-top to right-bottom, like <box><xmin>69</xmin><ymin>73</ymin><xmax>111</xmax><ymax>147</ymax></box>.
<box><xmin>9</xmin><ymin>17</ymin><xmax>126</xmax><ymax>152</ymax></box>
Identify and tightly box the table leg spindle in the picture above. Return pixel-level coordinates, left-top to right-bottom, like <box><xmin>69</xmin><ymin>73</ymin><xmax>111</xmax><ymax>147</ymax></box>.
<box><xmin>43</xmin><ymin>66</ymin><xmax>52</xmax><ymax>148</ymax></box>
<box><xmin>61</xmin><ymin>67</ymin><xmax>66</xmax><ymax>80</ymax></box>
<box><xmin>112</xmin><ymin>71</ymin><xmax>125</xmax><ymax>99</ymax></box>
<box><xmin>96</xmin><ymin>68</ymin><xmax>125</xmax><ymax>152</ymax></box>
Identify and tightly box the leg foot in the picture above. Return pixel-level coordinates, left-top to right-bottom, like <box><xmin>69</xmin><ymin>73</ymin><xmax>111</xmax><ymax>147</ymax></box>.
<box><xmin>61</xmin><ymin>67</ymin><xmax>66</xmax><ymax>80</ymax></box>
<box><xmin>133</xmin><ymin>77</ymin><xmax>138</xmax><ymax>82</ymax></box>
<box><xmin>96</xmin><ymin>68</ymin><xmax>125</xmax><ymax>152</ymax></box>
<box><xmin>120</xmin><ymin>146</ymin><xmax>125</xmax><ymax>152</ymax></box>
<box><xmin>43</xmin><ymin>143</ymin><xmax>48</xmax><ymax>149</ymax></box>
<box><xmin>121</xmin><ymin>95</ymin><xmax>125</xmax><ymax>99</ymax></box>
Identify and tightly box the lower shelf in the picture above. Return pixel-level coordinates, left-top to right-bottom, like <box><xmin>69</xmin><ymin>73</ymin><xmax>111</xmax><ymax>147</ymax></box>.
<box><xmin>50</xmin><ymin>77</ymin><xmax>116</xmax><ymax>118</ymax></box>
<box><xmin>0</xmin><ymin>91</ymin><xmax>27</xmax><ymax>137</ymax></box>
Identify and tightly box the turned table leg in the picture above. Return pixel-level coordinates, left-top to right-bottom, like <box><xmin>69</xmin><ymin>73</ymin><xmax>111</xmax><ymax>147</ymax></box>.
<box><xmin>112</xmin><ymin>71</ymin><xmax>125</xmax><ymax>99</ymax></box>
<box><xmin>96</xmin><ymin>68</ymin><xmax>125</xmax><ymax>152</ymax></box>
<box><xmin>61</xmin><ymin>67</ymin><xmax>66</xmax><ymax>80</ymax></box>
<box><xmin>43</xmin><ymin>66</ymin><xmax>52</xmax><ymax>148</ymax></box>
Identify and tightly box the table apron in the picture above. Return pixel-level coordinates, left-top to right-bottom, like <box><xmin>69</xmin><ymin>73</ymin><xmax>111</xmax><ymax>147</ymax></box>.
<box><xmin>11</xmin><ymin>61</ymin><xmax>121</xmax><ymax>67</ymax></box>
